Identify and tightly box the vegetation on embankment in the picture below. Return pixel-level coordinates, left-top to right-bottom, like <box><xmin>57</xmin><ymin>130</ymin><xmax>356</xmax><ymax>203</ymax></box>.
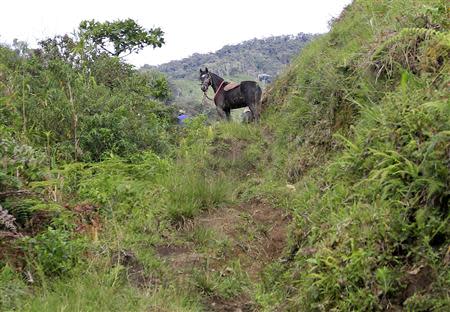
<box><xmin>254</xmin><ymin>0</ymin><xmax>449</xmax><ymax>310</ymax></box>
<box><xmin>1</xmin><ymin>0</ymin><xmax>449</xmax><ymax>311</ymax></box>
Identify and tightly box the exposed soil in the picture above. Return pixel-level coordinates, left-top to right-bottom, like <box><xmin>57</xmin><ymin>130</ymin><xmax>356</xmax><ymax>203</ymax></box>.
<box><xmin>23</xmin><ymin>210</ymin><xmax>53</xmax><ymax>236</ymax></box>
<box><xmin>208</xmin><ymin>294</ymin><xmax>255</xmax><ymax>312</ymax></box>
<box><xmin>155</xmin><ymin>199</ymin><xmax>290</xmax><ymax>311</ymax></box>
<box><xmin>198</xmin><ymin>199</ymin><xmax>289</xmax><ymax>279</ymax></box>
<box><xmin>383</xmin><ymin>264</ymin><xmax>437</xmax><ymax>311</ymax></box>
<box><xmin>111</xmin><ymin>249</ymin><xmax>160</xmax><ymax>288</ymax></box>
<box><xmin>399</xmin><ymin>265</ymin><xmax>435</xmax><ymax>303</ymax></box>
<box><xmin>0</xmin><ymin>235</ymin><xmax>26</xmax><ymax>272</ymax></box>
<box><xmin>154</xmin><ymin>244</ymin><xmax>203</xmax><ymax>274</ymax></box>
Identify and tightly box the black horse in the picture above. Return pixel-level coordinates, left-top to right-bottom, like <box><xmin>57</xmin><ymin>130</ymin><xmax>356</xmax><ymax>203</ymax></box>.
<box><xmin>199</xmin><ymin>68</ymin><xmax>261</xmax><ymax>121</ymax></box>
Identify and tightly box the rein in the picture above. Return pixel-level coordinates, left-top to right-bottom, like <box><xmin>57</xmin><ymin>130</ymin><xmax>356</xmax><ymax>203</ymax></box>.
<box><xmin>203</xmin><ymin>92</ymin><xmax>214</xmax><ymax>101</ymax></box>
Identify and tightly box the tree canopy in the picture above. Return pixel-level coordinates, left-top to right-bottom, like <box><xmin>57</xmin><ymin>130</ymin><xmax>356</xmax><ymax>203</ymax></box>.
<box><xmin>79</xmin><ymin>19</ymin><xmax>165</xmax><ymax>57</ymax></box>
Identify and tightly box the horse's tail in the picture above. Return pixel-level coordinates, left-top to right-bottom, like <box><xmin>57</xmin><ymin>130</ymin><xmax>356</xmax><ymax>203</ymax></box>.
<box><xmin>254</xmin><ymin>85</ymin><xmax>262</xmax><ymax>121</ymax></box>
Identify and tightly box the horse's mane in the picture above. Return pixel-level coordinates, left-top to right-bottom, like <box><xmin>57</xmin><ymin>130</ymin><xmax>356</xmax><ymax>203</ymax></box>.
<box><xmin>210</xmin><ymin>72</ymin><xmax>224</xmax><ymax>83</ymax></box>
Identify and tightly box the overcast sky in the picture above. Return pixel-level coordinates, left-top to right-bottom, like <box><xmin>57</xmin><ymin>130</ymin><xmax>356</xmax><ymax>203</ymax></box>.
<box><xmin>1</xmin><ymin>0</ymin><xmax>352</xmax><ymax>67</ymax></box>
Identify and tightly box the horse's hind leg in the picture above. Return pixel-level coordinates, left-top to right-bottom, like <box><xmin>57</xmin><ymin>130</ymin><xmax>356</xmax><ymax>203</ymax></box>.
<box><xmin>248</xmin><ymin>103</ymin><xmax>259</xmax><ymax>123</ymax></box>
<box><xmin>224</xmin><ymin>108</ymin><xmax>231</xmax><ymax>121</ymax></box>
<box><xmin>255</xmin><ymin>87</ymin><xmax>262</xmax><ymax>121</ymax></box>
<box><xmin>249</xmin><ymin>87</ymin><xmax>262</xmax><ymax>122</ymax></box>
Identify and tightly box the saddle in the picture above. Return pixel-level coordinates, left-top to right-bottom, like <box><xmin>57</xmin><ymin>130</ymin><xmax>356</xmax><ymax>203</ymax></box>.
<box><xmin>223</xmin><ymin>82</ymin><xmax>240</xmax><ymax>92</ymax></box>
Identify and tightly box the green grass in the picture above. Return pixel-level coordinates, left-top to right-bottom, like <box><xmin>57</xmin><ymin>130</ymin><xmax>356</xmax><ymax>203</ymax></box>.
<box><xmin>7</xmin><ymin>265</ymin><xmax>204</xmax><ymax>312</ymax></box>
<box><xmin>161</xmin><ymin>169</ymin><xmax>234</xmax><ymax>223</ymax></box>
<box><xmin>0</xmin><ymin>116</ymin><xmax>268</xmax><ymax>310</ymax></box>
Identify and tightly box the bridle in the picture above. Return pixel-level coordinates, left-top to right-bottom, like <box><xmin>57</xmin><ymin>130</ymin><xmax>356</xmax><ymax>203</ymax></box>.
<box><xmin>201</xmin><ymin>72</ymin><xmax>226</xmax><ymax>102</ymax></box>
<box><xmin>200</xmin><ymin>73</ymin><xmax>211</xmax><ymax>90</ymax></box>
<box><xmin>201</xmin><ymin>73</ymin><xmax>213</xmax><ymax>100</ymax></box>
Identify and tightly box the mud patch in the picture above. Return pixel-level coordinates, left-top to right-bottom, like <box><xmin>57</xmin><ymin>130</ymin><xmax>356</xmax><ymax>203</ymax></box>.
<box><xmin>207</xmin><ymin>294</ymin><xmax>255</xmax><ymax>312</ymax></box>
<box><xmin>155</xmin><ymin>244</ymin><xmax>203</xmax><ymax>273</ymax></box>
<box><xmin>111</xmin><ymin>250</ymin><xmax>160</xmax><ymax>288</ymax></box>
<box><xmin>196</xmin><ymin>199</ymin><xmax>290</xmax><ymax>279</ymax></box>
<box><xmin>155</xmin><ymin>199</ymin><xmax>290</xmax><ymax>309</ymax></box>
<box><xmin>155</xmin><ymin>244</ymin><xmax>190</xmax><ymax>257</ymax></box>
<box><xmin>399</xmin><ymin>265</ymin><xmax>435</xmax><ymax>303</ymax></box>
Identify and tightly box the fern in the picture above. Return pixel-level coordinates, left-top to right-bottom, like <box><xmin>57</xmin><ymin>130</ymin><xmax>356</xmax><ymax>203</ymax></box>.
<box><xmin>371</xmin><ymin>27</ymin><xmax>449</xmax><ymax>77</ymax></box>
<box><xmin>0</xmin><ymin>204</ymin><xmax>17</xmax><ymax>232</ymax></box>
<box><xmin>372</xmin><ymin>27</ymin><xmax>445</xmax><ymax>60</ymax></box>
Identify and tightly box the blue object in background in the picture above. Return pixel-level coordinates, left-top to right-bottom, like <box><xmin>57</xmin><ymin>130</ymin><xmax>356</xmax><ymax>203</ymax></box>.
<box><xmin>177</xmin><ymin>114</ymin><xmax>188</xmax><ymax>125</ymax></box>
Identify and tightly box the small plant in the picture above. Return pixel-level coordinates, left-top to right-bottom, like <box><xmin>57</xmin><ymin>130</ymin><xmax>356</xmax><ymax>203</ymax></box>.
<box><xmin>375</xmin><ymin>266</ymin><xmax>397</xmax><ymax>297</ymax></box>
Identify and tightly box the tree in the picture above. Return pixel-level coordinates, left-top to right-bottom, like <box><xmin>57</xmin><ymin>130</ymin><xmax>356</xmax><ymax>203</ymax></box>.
<box><xmin>79</xmin><ymin>19</ymin><xmax>164</xmax><ymax>57</ymax></box>
<box><xmin>11</xmin><ymin>39</ymin><xmax>29</xmax><ymax>57</ymax></box>
<box><xmin>145</xmin><ymin>70</ymin><xmax>172</xmax><ymax>102</ymax></box>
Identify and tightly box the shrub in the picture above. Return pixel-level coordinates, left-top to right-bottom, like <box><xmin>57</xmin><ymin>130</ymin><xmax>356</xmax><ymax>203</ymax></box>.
<box><xmin>23</xmin><ymin>227</ymin><xmax>85</xmax><ymax>277</ymax></box>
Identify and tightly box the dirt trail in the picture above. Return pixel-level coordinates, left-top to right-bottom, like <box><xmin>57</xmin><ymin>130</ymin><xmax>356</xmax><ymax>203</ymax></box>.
<box><xmin>156</xmin><ymin>199</ymin><xmax>290</xmax><ymax>311</ymax></box>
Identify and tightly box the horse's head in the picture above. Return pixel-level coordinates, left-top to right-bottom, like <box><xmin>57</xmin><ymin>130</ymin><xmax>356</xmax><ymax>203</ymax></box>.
<box><xmin>199</xmin><ymin>67</ymin><xmax>211</xmax><ymax>92</ymax></box>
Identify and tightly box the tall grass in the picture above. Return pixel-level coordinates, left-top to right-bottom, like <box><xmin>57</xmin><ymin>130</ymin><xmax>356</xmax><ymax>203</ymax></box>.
<box><xmin>161</xmin><ymin>167</ymin><xmax>234</xmax><ymax>223</ymax></box>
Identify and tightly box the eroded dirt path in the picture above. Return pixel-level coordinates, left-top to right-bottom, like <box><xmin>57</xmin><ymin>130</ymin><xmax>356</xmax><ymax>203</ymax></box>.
<box><xmin>155</xmin><ymin>199</ymin><xmax>290</xmax><ymax>311</ymax></box>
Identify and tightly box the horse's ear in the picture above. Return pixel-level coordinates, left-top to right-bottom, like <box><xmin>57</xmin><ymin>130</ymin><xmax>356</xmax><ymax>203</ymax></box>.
<box><xmin>205</xmin><ymin>67</ymin><xmax>208</xmax><ymax>73</ymax></box>
<box><xmin>199</xmin><ymin>68</ymin><xmax>203</xmax><ymax>74</ymax></box>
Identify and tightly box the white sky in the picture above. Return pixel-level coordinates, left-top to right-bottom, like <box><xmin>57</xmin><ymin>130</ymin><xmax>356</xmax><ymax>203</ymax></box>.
<box><xmin>0</xmin><ymin>0</ymin><xmax>352</xmax><ymax>67</ymax></box>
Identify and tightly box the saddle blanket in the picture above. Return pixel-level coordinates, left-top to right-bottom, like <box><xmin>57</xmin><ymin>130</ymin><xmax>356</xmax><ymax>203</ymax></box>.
<box><xmin>224</xmin><ymin>82</ymin><xmax>240</xmax><ymax>91</ymax></box>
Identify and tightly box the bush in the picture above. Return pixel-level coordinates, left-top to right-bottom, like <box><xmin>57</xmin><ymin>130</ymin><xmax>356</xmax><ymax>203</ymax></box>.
<box><xmin>0</xmin><ymin>41</ymin><xmax>176</xmax><ymax>162</ymax></box>
<box><xmin>23</xmin><ymin>227</ymin><xmax>85</xmax><ymax>277</ymax></box>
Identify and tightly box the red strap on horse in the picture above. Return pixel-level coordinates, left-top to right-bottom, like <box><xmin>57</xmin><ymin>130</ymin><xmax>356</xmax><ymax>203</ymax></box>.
<box><xmin>213</xmin><ymin>80</ymin><xmax>227</xmax><ymax>102</ymax></box>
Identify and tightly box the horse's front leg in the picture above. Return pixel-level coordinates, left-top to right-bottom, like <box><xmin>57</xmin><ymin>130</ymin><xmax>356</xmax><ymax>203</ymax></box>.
<box><xmin>216</xmin><ymin>106</ymin><xmax>227</xmax><ymax>120</ymax></box>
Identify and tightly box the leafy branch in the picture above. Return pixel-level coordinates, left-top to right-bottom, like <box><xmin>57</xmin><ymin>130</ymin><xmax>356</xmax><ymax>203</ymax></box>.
<box><xmin>79</xmin><ymin>19</ymin><xmax>165</xmax><ymax>57</ymax></box>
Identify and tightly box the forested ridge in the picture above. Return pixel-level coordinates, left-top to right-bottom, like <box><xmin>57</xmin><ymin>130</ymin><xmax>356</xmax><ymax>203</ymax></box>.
<box><xmin>144</xmin><ymin>33</ymin><xmax>315</xmax><ymax>80</ymax></box>
<box><xmin>1</xmin><ymin>1</ymin><xmax>449</xmax><ymax>311</ymax></box>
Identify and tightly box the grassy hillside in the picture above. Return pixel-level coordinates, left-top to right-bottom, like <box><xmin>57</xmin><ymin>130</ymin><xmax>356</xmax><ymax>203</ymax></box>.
<box><xmin>1</xmin><ymin>0</ymin><xmax>449</xmax><ymax>311</ymax></box>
